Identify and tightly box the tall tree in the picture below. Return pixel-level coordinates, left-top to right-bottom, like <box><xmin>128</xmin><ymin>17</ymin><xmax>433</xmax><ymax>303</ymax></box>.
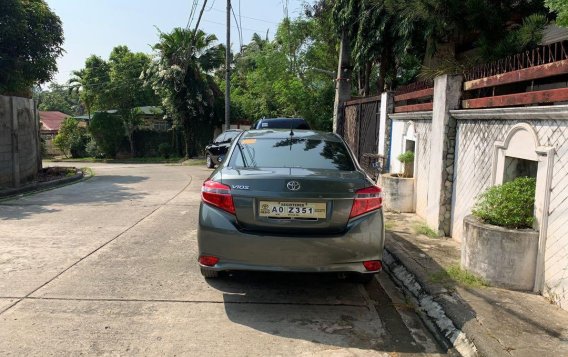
<box><xmin>0</xmin><ymin>0</ymin><xmax>63</xmax><ymax>96</ymax></box>
<box><xmin>546</xmin><ymin>0</ymin><xmax>568</xmax><ymax>27</ymax></box>
<box><xmin>37</xmin><ymin>82</ymin><xmax>81</xmax><ymax>115</ymax></box>
<box><xmin>384</xmin><ymin>0</ymin><xmax>548</xmax><ymax>69</ymax></box>
<box><xmin>68</xmin><ymin>56</ymin><xmax>110</xmax><ymax>118</ymax></box>
<box><xmin>145</xmin><ymin>28</ymin><xmax>225</xmax><ymax>157</ymax></box>
<box><xmin>107</xmin><ymin>46</ymin><xmax>158</xmax><ymax>155</ymax></box>
<box><xmin>230</xmin><ymin>16</ymin><xmax>338</xmax><ymax>131</ymax></box>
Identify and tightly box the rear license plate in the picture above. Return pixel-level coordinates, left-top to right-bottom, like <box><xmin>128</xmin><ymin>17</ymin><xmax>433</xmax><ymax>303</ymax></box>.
<box><xmin>259</xmin><ymin>201</ymin><xmax>326</xmax><ymax>219</ymax></box>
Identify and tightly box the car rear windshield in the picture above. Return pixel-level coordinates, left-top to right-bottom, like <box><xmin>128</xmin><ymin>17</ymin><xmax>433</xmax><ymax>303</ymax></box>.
<box><xmin>229</xmin><ymin>137</ymin><xmax>355</xmax><ymax>171</ymax></box>
<box><xmin>257</xmin><ymin>119</ymin><xmax>310</xmax><ymax>129</ymax></box>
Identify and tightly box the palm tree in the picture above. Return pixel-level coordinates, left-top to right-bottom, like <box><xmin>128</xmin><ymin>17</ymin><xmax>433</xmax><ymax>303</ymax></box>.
<box><xmin>68</xmin><ymin>69</ymin><xmax>92</xmax><ymax>118</ymax></box>
<box><xmin>147</xmin><ymin>28</ymin><xmax>225</xmax><ymax>157</ymax></box>
<box><xmin>67</xmin><ymin>56</ymin><xmax>110</xmax><ymax>119</ymax></box>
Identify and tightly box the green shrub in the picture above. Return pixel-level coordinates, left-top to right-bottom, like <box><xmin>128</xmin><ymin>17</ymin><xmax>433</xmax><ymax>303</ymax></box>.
<box><xmin>85</xmin><ymin>139</ymin><xmax>104</xmax><ymax>158</ymax></box>
<box><xmin>397</xmin><ymin>151</ymin><xmax>415</xmax><ymax>164</ymax></box>
<box><xmin>397</xmin><ymin>151</ymin><xmax>415</xmax><ymax>177</ymax></box>
<box><xmin>472</xmin><ymin>177</ymin><xmax>536</xmax><ymax>229</ymax></box>
<box><xmin>88</xmin><ymin>112</ymin><xmax>126</xmax><ymax>158</ymax></box>
<box><xmin>158</xmin><ymin>142</ymin><xmax>173</xmax><ymax>159</ymax></box>
<box><xmin>53</xmin><ymin>117</ymin><xmax>88</xmax><ymax>158</ymax></box>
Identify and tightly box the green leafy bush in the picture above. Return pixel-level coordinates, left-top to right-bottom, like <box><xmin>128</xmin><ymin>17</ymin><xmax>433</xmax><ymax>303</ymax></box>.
<box><xmin>397</xmin><ymin>151</ymin><xmax>415</xmax><ymax>164</ymax></box>
<box><xmin>85</xmin><ymin>139</ymin><xmax>104</xmax><ymax>159</ymax></box>
<box><xmin>397</xmin><ymin>151</ymin><xmax>415</xmax><ymax>178</ymax></box>
<box><xmin>158</xmin><ymin>142</ymin><xmax>172</xmax><ymax>159</ymax></box>
<box><xmin>472</xmin><ymin>177</ymin><xmax>536</xmax><ymax>229</ymax></box>
<box><xmin>53</xmin><ymin>117</ymin><xmax>88</xmax><ymax>158</ymax></box>
<box><xmin>88</xmin><ymin>112</ymin><xmax>126</xmax><ymax>158</ymax></box>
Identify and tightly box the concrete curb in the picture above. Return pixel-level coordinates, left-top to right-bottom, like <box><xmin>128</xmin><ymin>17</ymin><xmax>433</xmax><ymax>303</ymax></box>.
<box><xmin>0</xmin><ymin>169</ymin><xmax>85</xmax><ymax>199</ymax></box>
<box><xmin>382</xmin><ymin>248</ymin><xmax>479</xmax><ymax>357</ymax></box>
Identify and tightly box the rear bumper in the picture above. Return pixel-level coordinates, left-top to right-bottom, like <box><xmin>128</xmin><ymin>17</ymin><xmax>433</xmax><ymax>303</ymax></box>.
<box><xmin>197</xmin><ymin>203</ymin><xmax>385</xmax><ymax>273</ymax></box>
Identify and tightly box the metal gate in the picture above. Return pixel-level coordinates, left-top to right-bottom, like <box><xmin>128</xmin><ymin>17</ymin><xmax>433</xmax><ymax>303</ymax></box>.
<box><xmin>339</xmin><ymin>97</ymin><xmax>381</xmax><ymax>161</ymax></box>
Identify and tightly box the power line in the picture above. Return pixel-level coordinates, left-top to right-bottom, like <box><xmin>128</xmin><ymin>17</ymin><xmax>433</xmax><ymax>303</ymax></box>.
<box><xmin>201</xmin><ymin>18</ymin><xmax>266</xmax><ymax>33</ymax></box>
<box><xmin>206</xmin><ymin>6</ymin><xmax>279</xmax><ymax>24</ymax></box>
<box><xmin>186</xmin><ymin>0</ymin><xmax>199</xmax><ymax>30</ymax></box>
<box><xmin>206</xmin><ymin>0</ymin><xmax>217</xmax><ymax>11</ymax></box>
<box><xmin>239</xmin><ymin>0</ymin><xmax>243</xmax><ymax>50</ymax></box>
<box><xmin>231</xmin><ymin>4</ymin><xmax>243</xmax><ymax>50</ymax></box>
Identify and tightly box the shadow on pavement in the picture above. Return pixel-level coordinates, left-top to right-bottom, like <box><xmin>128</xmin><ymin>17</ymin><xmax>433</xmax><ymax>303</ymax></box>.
<box><xmin>0</xmin><ymin>175</ymin><xmax>148</xmax><ymax>220</ymax></box>
<box><xmin>207</xmin><ymin>271</ymin><xmax>445</xmax><ymax>354</ymax></box>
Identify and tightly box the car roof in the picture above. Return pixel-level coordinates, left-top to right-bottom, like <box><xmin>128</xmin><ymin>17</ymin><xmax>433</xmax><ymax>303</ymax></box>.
<box><xmin>242</xmin><ymin>129</ymin><xmax>342</xmax><ymax>142</ymax></box>
<box><xmin>258</xmin><ymin>117</ymin><xmax>305</xmax><ymax>121</ymax></box>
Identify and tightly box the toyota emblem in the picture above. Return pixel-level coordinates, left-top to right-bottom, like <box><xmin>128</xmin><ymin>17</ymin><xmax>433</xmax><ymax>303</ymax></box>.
<box><xmin>286</xmin><ymin>181</ymin><xmax>301</xmax><ymax>191</ymax></box>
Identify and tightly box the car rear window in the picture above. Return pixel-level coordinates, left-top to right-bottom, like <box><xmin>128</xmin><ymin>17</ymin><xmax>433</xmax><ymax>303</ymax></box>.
<box><xmin>229</xmin><ymin>137</ymin><xmax>355</xmax><ymax>171</ymax></box>
<box><xmin>256</xmin><ymin>119</ymin><xmax>310</xmax><ymax>129</ymax></box>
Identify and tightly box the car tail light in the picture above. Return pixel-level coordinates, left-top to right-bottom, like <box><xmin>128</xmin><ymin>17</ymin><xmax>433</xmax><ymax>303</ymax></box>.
<box><xmin>349</xmin><ymin>186</ymin><xmax>383</xmax><ymax>218</ymax></box>
<box><xmin>202</xmin><ymin>179</ymin><xmax>235</xmax><ymax>214</ymax></box>
<box><xmin>199</xmin><ymin>255</ymin><xmax>219</xmax><ymax>267</ymax></box>
<box><xmin>363</xmin><ymin>260</ymin><xmax>382</xmax><ymax>272</ymax></box>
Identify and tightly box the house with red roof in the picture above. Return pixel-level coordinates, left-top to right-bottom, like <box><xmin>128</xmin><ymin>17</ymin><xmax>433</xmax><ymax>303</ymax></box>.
<box><xmin>39</xmin><ymin>111</ymin><xmax>70</xmax><ymax>139</ymax></box>
<box><xmin>39</xmin><ymin>111</ymin><xmax>77</xmax><ymax>156</ymax></box>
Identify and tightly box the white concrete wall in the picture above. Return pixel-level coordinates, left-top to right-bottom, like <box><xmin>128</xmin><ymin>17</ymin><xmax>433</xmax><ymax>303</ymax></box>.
<box><xmin>414</xmin><ymin>121</ymin><xmax>433</xmax><ymax>219</ymax></box>
<box><xmin>450</xmin><ymin>106</ymin><xmax>568</xmax><ymax>310</ymax></box>
<box><xmin>388</xmin><ymin>112</ymin><xmax>433</xmax><ymax>219</ymax></box>
<box><xmin>389</xmin><ymin>120</ymin><xmax>405</xmax><ymax>174</ymax></box>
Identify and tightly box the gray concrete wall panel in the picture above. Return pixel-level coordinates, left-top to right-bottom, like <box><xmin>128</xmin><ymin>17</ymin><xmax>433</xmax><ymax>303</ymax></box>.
<box><xmin>0</xmin><ymin>95</ymin><xmax>40</xmax><ymax>188</ymax></box>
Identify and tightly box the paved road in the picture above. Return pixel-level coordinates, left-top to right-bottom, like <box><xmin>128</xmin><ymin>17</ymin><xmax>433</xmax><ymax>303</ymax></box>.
<box><xmin>0</xmin><ymin>163</ymin><xmax>446</xmax><ymax>356</ymax></box>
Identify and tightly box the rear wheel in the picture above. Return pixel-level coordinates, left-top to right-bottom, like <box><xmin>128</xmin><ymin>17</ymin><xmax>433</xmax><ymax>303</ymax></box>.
<box><xmin>206</xmin><ymin>154</ymin><xmax>215</xmax><ymax>169</ymax></box>
<box><xmin>200</xmin><ymin>267</ymin><xmax>219</xmax><ymax>279</ymax></box>
<box><xmin>350</xmin><ymin>273</ymin><xmax>375</xmax><ymax>284</ymax></box>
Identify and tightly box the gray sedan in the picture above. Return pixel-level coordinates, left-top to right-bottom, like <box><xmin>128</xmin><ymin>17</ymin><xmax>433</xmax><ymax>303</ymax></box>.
<box><xmin>197</xmin><ymin>129</ymin><xmax>385</xmax><ymax>283</ymax></box>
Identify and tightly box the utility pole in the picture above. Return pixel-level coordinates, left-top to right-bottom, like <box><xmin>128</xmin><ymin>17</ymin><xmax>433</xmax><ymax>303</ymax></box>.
<box><xmin>332</xmin><ymin>30</ymin><xmax>352</xmax><ymax>134</ymax></box>
<box><xmin>225</xmin><ymin>0</ymin><xmax>231</xmax><ymax>131</ymax></box>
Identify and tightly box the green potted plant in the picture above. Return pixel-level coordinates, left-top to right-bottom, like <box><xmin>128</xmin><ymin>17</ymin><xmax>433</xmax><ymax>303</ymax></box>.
<box><xmin>397</xmin><ymin>151</ymin><xmax>415</xmax><ymax>178</ymax></box>
<box><xmin>380</xmin><ymin>151</ymin><xmax>416</xmax><ymax>212</ymax></box>
<box><xmin>462</xmin><ymin>177</ymin><xmax>539</xmax><ymax>290</ymax></box>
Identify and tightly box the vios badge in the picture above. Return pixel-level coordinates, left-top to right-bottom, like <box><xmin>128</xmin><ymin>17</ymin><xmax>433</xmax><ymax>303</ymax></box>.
<box><xmin>231</xmin><ymin>185</ymin><xmax>250</xmax><ymax>190</ymax></box>
<box><xmin>286</xmin><ymin>181</ymin><xmax>301</xmax><ymax>191</ymax></box>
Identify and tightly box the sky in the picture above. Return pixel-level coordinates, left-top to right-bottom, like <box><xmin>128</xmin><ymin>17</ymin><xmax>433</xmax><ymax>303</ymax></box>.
<box><xmin>45</xmin><ymin>0</ymin><xmax>306</xmax><ymax>84</ymax></box>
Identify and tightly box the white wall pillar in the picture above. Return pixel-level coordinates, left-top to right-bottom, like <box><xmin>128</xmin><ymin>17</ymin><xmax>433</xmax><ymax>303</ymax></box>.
<box><xmin>426</xmin><ymin>74</ymin><xmax>463</xmax><ymax>235</ymax></box>
<box><xmin>378</xmin><ymin>92</ymin><xmax>394</xmax><ymax>170</ymax></box>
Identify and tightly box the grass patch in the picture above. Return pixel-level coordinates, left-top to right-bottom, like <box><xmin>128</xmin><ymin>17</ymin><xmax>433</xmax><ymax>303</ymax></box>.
<box><xmin>413</xmin><ymin>223</ymin><xmax>439</xmax><ymax>238</ymax></box>
<box><xmin>81</xmin><ymin>167</ymin><xmax>95</xmax><ymax>177</ymax></box>
<box><xmin>384</xmin><ymin>220</ymin><xmax>395</xmax><ymax>230</ymax></box>
<box><xmin>47</xmin><ymin>157</ymin><xmax>185</xmax><ymax>164</ymax></box>
<box><xmin>430</xmin><ymin>264</ymin><xmax>488</xmax><ymax>288</ymax></box>
<box><xmin>182</xmin><ymin>158</ymin><xmax>207</xmax><ymax>166</ymax></box>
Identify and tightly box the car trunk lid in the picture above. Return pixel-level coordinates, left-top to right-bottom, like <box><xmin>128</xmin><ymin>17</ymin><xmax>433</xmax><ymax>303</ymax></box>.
<box><xmin>220</xmin><ymin>167</ymin><xmax>369</xmax><ymax>234</ymax></box>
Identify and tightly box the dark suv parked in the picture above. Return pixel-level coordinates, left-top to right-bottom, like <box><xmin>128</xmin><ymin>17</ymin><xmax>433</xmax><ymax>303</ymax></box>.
<box><xmin>205</xmin><ymin>130</ymin><xmax>242</xmax><ymax>168</ymax></box>
<box><xmin>252</xmin><ymin>117</ymin><xmax>310</xmax><ymax>130</ymax></box>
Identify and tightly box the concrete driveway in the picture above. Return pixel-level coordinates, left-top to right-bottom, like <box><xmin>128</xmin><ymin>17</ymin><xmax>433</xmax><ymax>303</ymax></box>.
<box><xmin>0</xmin><ymin>163</ymin><xmax>445</xmax><ymax>356</ymax></box>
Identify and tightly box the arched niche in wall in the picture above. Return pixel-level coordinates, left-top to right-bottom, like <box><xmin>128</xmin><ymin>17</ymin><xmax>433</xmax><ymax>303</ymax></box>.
<box><xmin>492</xmin><ymin>123</ymin><xmax>555</xmax><ymax>293</ymax></box>
<box><xmin>402</xmin><ymin>121</ymin><xmax>417</xmax><ymax>177</ymax></box>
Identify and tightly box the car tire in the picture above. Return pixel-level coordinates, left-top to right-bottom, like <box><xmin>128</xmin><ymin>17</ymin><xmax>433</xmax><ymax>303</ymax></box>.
<box><xmin>350</xmin><ymin>273</ymin><xmax>375</xmax><ymax>284</ymax></box>
<box><xmin>200</xmin><ymin>267</ymin><xmax>219</xmax><ymax>279</ymax></box>
<box><xmin>206</xmin><ymin>154</ymin><xmax>215</xmax><ymax>169</ymax></box>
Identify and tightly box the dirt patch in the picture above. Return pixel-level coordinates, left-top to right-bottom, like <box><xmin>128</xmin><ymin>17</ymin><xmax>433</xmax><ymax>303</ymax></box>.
<box><xmin>37</xmin><ymin>167</ymin><xmax>78</xmax><ymax>183</ymax></box>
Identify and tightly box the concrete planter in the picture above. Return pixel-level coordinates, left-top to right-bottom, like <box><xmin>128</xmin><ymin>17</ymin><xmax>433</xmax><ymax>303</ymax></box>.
<box><xmin>462</xmin><ymin>215</ymin><xmax>539</xmax><ymax>291</ymax></box>
<box><xmin>380</xmin><ymin>173</ymin><xmax>415</xmax><ymax>213</ymax></box>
